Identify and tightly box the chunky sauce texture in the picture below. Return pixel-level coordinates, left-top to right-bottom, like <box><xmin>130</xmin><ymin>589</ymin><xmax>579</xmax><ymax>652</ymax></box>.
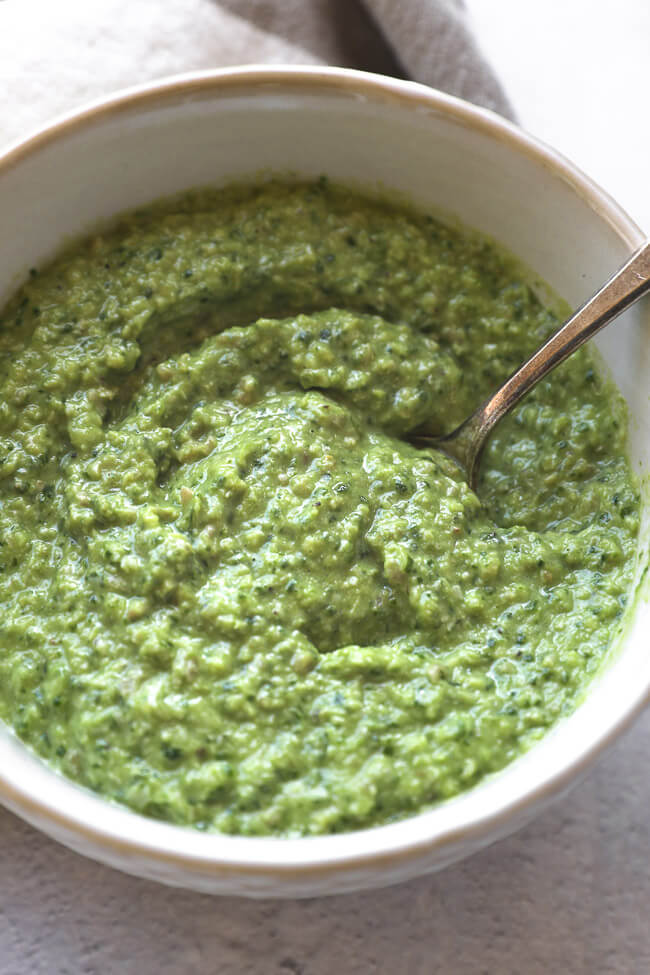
<box><xmin>0</xmin><ymin>181</ymin><xmax>638</xmax><ymax>835</ymax></box>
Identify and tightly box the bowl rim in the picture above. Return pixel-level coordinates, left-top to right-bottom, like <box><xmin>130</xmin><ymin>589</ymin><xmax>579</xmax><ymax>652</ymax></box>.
<box><xmin>0</xmin><ymin>64</ymin><xmax>647</xmax><ymax>883</ymax></box>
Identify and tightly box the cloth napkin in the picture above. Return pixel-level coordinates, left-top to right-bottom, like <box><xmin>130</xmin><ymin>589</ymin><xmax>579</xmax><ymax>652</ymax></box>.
<box><xmin>0</xmin><ymin>0</ymin><xmax>512</xmax><ymax>151</ymax></box>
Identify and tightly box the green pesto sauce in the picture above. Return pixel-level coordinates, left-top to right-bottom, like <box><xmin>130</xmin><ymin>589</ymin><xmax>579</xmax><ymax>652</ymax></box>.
<box><xmin>0</xmin><ymin>181</ymin><xmax>639</xmax><ymax>836</ymax></box>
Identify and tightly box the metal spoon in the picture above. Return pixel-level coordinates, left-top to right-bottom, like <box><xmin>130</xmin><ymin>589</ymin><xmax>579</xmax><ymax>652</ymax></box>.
<box><xmin>410</xmin><ymin>240</ymin><xmax>650</xmax><ymax>491</ymax></box>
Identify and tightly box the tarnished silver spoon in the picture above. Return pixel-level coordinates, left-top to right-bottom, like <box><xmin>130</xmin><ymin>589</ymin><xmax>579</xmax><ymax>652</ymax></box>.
<box><xmin>410</xmin><ymin>240</ymin><xmax>650</xmax><ymax>491</ymax></box>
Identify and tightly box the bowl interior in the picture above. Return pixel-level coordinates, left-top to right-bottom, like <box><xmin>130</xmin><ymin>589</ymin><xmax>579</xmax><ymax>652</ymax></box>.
<box><xmin>0</xmin><ymin>69</ymin><xmax>647</xmax><ymax>896</ymax></box>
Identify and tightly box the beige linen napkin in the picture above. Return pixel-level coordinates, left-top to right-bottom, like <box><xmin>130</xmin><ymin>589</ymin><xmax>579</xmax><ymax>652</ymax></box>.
<box><xmin>220</xmin><ymin>0</ymin><xmax>512</xmax><ymax>113</ymax></box>
<box><xmin>0</xmin><ymin>0</ymin><xmax>512</xmax><ymax>150</ymax></box>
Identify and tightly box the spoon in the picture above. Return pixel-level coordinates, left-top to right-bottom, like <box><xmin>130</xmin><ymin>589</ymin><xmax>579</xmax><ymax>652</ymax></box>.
<box><xmin>410</xmin><ymin>240</ymin><xmax>650</xmax><ymax>491</ymax></box>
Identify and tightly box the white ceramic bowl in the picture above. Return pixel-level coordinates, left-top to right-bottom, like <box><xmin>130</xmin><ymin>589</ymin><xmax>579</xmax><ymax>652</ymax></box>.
<box><xmin>0</xmin><ymin>67</ymin><xmax>648</xmax><ymax>898</ymax></box>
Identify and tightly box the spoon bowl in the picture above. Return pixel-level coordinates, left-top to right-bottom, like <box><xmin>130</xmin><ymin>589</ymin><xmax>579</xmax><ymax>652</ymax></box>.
<box><xmin>411</xmin><ymin>240</ymin><xmax>650</xmax><ymax>489</ymax></box>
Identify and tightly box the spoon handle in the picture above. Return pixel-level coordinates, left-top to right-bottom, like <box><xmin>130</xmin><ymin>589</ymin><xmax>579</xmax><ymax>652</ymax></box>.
<box><xmin>439</xmin><ymin>240</ymin><xmax>650</xmax><ymax>489</ymax></box>
<box><xmin>476</xmin><ymin>239</ymin><xmax>650</xmax><ymax>434</ymax></box>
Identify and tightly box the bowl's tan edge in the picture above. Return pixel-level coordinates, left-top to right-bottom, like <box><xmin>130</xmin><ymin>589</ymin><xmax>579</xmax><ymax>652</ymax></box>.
<box><xmin>0</xmin><ymin>65</ymin><xmax>645</xmax><ymax>247</ymax></box>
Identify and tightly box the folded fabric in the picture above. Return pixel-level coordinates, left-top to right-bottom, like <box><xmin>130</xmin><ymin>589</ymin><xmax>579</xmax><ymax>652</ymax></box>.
<box><xmin>0</xmin><ymin>0</ymin><xmax>511</xmax><ymax>150</ymax></box>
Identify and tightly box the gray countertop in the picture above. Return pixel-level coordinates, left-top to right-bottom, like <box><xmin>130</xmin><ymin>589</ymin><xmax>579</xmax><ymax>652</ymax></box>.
<box><xmin>1</xmin><ymin>708</ymin><xmax>647</xmax><ymax>974</ymax></box>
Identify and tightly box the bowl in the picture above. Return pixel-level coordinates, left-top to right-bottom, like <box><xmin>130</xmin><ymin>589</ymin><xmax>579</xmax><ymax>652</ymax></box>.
<box><xmin>0</xmin><ymin>66</ymin><xmax>648</xmax><ymax>898</ymax></box>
